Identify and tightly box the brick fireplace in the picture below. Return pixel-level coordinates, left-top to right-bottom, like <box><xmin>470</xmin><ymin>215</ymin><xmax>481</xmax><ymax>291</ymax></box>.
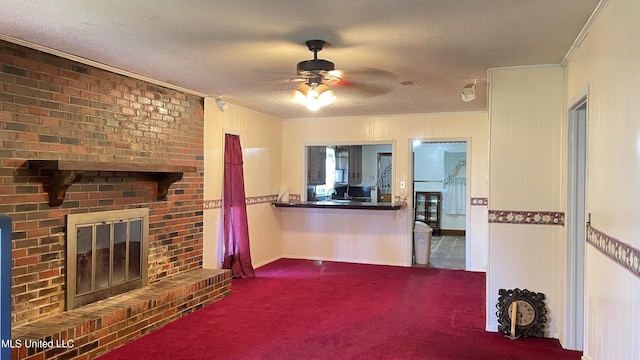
<box><xmin>0</xmin><ymin>40</ymin><xmax>229</xmax><ymax>359</ymax></box>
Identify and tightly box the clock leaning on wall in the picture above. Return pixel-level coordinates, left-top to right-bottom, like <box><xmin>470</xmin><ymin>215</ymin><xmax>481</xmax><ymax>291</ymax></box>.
<box><xmin>496</xmin><ymin>288</ymin><xmax>547</xmax><ymax>339</ymax></box>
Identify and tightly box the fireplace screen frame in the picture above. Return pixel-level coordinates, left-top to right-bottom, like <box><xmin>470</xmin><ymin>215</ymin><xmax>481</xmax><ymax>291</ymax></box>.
<box><xmin>66</xmin><ymin>208</ymin><xmax>149</xmax><ymax>309</ymax></box>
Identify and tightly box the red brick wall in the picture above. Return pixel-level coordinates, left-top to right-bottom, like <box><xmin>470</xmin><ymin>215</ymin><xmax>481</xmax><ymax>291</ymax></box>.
<box><xmin>0</xmin><ymin>40</ymin><xmax>205</xmax><ymax>327</ymax></box>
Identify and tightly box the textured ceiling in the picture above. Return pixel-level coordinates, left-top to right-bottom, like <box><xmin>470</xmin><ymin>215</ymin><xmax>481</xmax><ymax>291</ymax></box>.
<box><xmin>0</xmin><ymin>1</ymin><xmax>600</xmax><ymax>119</ymax></box>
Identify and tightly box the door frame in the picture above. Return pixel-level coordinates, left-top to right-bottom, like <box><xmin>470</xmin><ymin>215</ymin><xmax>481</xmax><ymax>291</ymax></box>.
<box><xmin>410</xmin><ymin>138</ymin><xmax>470</xmax><ymax>270</ymax></box>
<box><xmin>565</xmin><ymin>86</ymin><xmax>589</xmax><ymax>351</ymax></box>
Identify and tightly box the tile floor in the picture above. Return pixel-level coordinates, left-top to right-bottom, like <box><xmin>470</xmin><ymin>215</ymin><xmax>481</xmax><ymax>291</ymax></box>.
<box><xmin>414</xmin><ymin>235</ymin><xmax>466</xmax><ymax>270</ymax></box>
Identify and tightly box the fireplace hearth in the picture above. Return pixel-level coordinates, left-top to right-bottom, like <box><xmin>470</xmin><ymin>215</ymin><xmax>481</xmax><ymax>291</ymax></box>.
<box><xmin>66</xmin><ymin>208</ymin><xmax>149</xmax><ymax>309</ymax></box>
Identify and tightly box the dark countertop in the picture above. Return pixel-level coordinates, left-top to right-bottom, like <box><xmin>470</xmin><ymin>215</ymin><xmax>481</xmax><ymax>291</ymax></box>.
<box><xmin>273</xmin><ymin>200</ymin><xmax>405</xmax><ymax>210</ymax></box>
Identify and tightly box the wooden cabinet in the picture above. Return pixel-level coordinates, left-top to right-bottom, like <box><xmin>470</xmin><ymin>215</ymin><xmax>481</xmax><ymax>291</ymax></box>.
<box><xmin>415</xmin><ymin>191</ymin><xmax>441</xmax><ymax>235</ymax></box>
<box><xmin>348</xmin><ymin>145</ymin><xmax>362</xmax><ymax>184</ymax></box>
<box><xmin>335</xmin><ymin>146</ymin><xmax>349</xmax><ymax>184</ymax></box>
<box><xmin>307</xmin><ymin>146</ymin><xmax>326</xmax><ymax>185</ymax></box>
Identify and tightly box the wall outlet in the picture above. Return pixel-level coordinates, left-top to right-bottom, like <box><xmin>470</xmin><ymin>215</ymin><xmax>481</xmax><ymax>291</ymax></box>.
<box><xmin>400</xmin><ymin>180</ymin><xmax>406</xmax><ymax>189</ymax></box>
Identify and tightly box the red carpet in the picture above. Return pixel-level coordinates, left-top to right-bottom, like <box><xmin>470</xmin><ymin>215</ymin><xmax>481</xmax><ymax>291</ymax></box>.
<box><xmin>98</xmin><ymin>259</ymin><xmax>582</xmax><ymax>360</ymax></box>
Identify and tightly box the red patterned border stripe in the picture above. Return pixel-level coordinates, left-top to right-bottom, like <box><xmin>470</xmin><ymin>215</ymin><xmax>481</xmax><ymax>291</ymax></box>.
<box><xmin>488</xmin><ymin>210</ymin><xmax>565</xmax><ymax>225</ymax></box>
<box><xmin>394</xmin><ymin>195</ymin><xmax>408</xmax><ymax>205</ymax></box>
<box><xmin>246</xmin><ymin>194</ymin><xmax>278</xmax><ymax>205</ymax></box>
<box><xmin>203</xmin><ymin>199</ymin><xmax>222</xmax><ymax>210</ymax></box>
<box><xmin>587</xmin><ymin>225</ymin><xmax>640</xmax><ymax>279</ymax></box>
<box><xmin>471</xmin><ymin>197</ymin><xmax>488</xmax><ymax>206</ymax></box>
<box><xmin>204</xmin><ymin>194</ymin><xmax>298</xmax><ymax>209</ymax></box>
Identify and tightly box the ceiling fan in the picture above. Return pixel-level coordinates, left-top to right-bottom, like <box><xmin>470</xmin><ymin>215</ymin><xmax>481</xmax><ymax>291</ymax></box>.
<box><xmin>292</xmin><ymin>39</ymin><xmax>338</xmax><ymax>111</ymax></box>
<box><xmin>290</xmin><ymin>39</ymin><xmax>396</xmax><ymax>111</ymax></box>
<box><xmin>296</xmin><ymin>40</ymin><xmax>337</xmax><ymax>80</ymax></box>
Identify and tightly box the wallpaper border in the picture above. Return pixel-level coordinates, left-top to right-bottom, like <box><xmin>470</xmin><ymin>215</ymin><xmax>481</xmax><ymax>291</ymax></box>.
<box><xmin>587</xmin><ymin>225</ymin><xmax>640</xmax><ymax>279</ymax></box>
<box><xmin>471</xmin><ymin>197</ymin><xmax>488</xmax><ymax>206</ymax></box>
<box><xmin>204</xmin><ymin>193</ymin><xmax>298</xmax><ymax>210</ymax></box>
<box><xmin>488</xmin><ymin>210</ymin><xmax>565</xmax><ymax>226</ymax></box>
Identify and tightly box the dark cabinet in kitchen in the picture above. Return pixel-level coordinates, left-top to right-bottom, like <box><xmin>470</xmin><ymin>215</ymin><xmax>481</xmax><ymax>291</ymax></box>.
<box><xmin>307</xmin><ymin>146</ymin><xmax>326</xmax><ymax>185</ymax></box>
<box><xmin>348</xmin><ymin>145</ymin><xmax>362</xmax><ymax>184</ymax></box>
<box><xmin>415</xmin><ymin>191</ymin><xmax>441</xmax><ymax>235</ymax></box>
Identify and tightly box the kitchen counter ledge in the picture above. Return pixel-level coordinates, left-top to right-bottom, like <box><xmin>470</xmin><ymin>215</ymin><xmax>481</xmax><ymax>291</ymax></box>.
<box><xmin>272</xmin><ymin>201</ymin><xmax>405</xmax><ymax>210</ymax></box>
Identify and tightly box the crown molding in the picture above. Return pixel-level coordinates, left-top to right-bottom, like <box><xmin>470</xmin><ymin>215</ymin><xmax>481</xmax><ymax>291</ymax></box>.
<box><xmin>561</xmin><ymin>0</ymin><xmax>611</xmax><ymax>66</ymax></box>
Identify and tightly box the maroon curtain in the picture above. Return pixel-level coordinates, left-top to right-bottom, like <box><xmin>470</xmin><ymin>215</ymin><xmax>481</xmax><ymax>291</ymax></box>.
<box><xmin>222</xmin><ymin>134</ymin><xmax>255</xmax><ymax>278</ymax></box>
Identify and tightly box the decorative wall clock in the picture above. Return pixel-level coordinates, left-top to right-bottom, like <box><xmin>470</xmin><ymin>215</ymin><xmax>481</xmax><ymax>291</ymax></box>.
<box><xmin>496</xmin><ymin>288</ymin><xmax>547</xmax><ymax>339</ymax></box>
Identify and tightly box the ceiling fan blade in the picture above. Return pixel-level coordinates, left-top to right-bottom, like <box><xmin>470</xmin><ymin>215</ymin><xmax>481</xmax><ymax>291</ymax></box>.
<box><xmin>334</xmin><ymin>79</ymin><xmax>395</xmax><ymax>97</ymax></box>
<box><xmin>338</xmin><ymin>67</ymin><xmax>398</xmax><ymax>81</ymax></box>
<box><xmin>327</xmin><ymin>67</ymin><xmax>397</xmax><ymax>97</ymax></box>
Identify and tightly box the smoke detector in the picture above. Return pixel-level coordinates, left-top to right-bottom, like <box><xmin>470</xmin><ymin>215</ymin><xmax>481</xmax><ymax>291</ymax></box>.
<box><xmin>461</xmin><ymin>79</ymin><xmax>477</xmax><ymax>102</ymax></box>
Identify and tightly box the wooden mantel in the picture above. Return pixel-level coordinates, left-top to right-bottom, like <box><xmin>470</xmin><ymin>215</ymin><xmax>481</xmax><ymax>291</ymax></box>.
<box><xmin>28</xmin><ymin>160</ymin><xmax>197</xmax><ymax>207</ymax></box>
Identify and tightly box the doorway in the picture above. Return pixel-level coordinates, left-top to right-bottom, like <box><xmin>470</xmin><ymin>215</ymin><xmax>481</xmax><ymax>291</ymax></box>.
<box><xmin>412</xmin><ymin>141</ymin><xmax>467</xmax><ymax>269</ymax></box>
<box><xmin>566</xmin><ymin>93</ymin><xmax>588</xmax><ymax>350</ymax></box>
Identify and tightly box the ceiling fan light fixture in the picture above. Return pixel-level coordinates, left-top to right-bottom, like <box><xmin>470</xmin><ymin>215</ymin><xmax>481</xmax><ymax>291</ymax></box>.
<box><xmin>293</xmin><ymin>83</ymin><xmax>310</xmax><ymax>103</ymax></box>
<box><xmin>294</xmin><ymin>82</ymin><xmax>336</xmax><ymax>111</ymax></box>
<box><xmin>291</xmin><ymin>40</ymin><xmax>338</xmax><ymax>111</ymax></box>
<box><xmin>315</xmin><ymin>83</ymin><xmax>336</xmax><ymax>106</ymax></box>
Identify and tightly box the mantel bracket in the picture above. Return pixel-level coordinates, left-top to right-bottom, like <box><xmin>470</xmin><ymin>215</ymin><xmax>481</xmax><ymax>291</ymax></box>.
<box><xmin>157</xmin><ymin>173</ymin><xmax>184</xmax><ymax>201</ymax></box>
<box><xmin>50</xmin><ymin>170</ymin><xmax>83</xmax><ymax>207</ymax></box>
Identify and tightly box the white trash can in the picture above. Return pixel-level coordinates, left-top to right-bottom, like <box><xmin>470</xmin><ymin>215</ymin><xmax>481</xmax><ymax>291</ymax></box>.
<box><xmin>413</xmin><ymin>221</ymin><xmax>433</xmax><ymax>265</ymax></box>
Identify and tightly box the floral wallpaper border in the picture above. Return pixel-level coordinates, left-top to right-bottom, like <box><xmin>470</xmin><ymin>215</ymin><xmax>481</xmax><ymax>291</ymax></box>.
<box><xmin>488</xmin><ymin>210</ymin><xmax>565</xmax><ymax>226</ymax></box>
<box><xmin>394</xmin><ymin>195</ymin><xmax>408</xmax><ymax>205</ymax></box>
<box><xmin>471</xmin><ymin>197</ymin><xmax>488</xmax><ymax>206</ymax></box>
<box><xmin>587</xmin><ymin>225</ymin><xmax>640</xmax><ymax>279</ymax></box>
<box><xmin>204</xmin><ymin>193</ymin><xmax>300</xmax><ymax>210</ymax></box>
<box><xmin>247</xmin><ymin>194</ymin><xmax>278</xmax><ymax>205</ymax></box>
<box><xmin>203</xmin><ymin>199</ymin><xmax>222</xmax><ymax>210</ymax></box>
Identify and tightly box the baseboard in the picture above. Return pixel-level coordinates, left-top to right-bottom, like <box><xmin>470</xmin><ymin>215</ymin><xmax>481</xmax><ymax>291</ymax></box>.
<box><xmin>440</xmin><ymin>229</ymin><xmax>465</xmax><ymax>236</ymax></box>
<box><xmin>581</xmin><ymin>356</ymin><xmax>589</xmax><ymax>360</ymax></box>
<box><xmin>281</xmin><ymin>254</ymin><xmax>408</xmax><ymax>267</ymax></box>
<box><xmin>254</xmin><ymin>255</ymin><xmax>283</xmax><ymax>269</ymax></box>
